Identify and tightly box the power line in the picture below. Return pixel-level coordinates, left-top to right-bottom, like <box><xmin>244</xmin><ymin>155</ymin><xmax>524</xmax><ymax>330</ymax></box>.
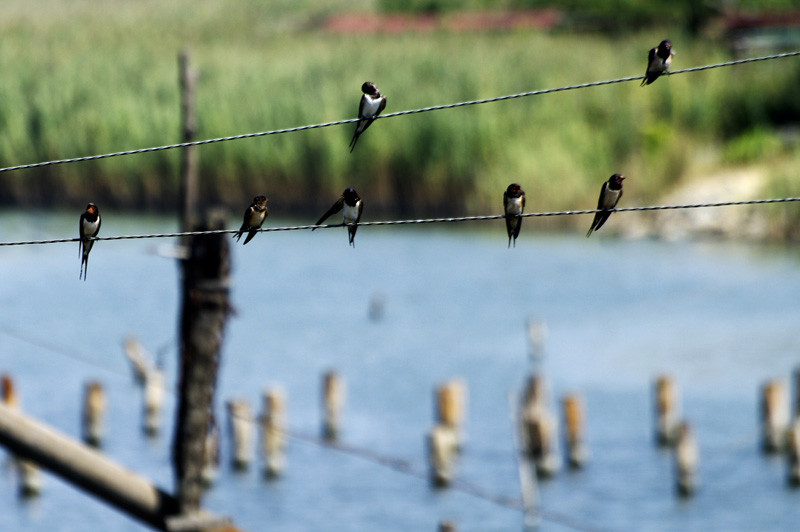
<box><xmin>0</xmin><ymin>51</ymin><xmax>796</xmax><ymax>175</ymax></box>
<box><xmin>0</xmin><ymin>196</ymin><xmax>798</xmax><ymax>247</ymax></box>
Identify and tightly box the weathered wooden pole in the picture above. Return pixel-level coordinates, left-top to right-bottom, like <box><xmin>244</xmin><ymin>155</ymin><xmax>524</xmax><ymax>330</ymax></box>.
<box><xmin>178</xmin><ymin>49</ymin><xmax>199</xmax><ymax>234</ymax></box>
<box><xmin>201</xmin><ymin>416</ymin><xmax>220</xmax><ymax>487</ymax></box>
<box><xmin>760</xmin><ymin>379</ymin><xmax>790</xmax><ymax>453</ymax></box>
<box><xmin>427</xmin><ymin>379</ymin><xmax>467</xmax><ymax>487</ymax></box>
<box><xmin>0</xmin><ymin>403</ymin><xmax>179</xmax><ymax>528</ymax></box>
<box><xmin>438</xmin><ymin>521</ymin><xmax>457</xmax><ymax>532</ymax></box>
<box><xmin>519</xmin><ymin>374</ymin><xmax>560</xmax><ymax>477</ymax></box>
<box><xmin>82</xmin><ymin>381</ymin><xmax>107</xmax><ymax>447</ymax></box>
<box><xmin>259</xmin><ymin>388</ymin><xmax>286</xmax><ymax>479</ymax></box>
<box><xmin>227</xmin><ymin>399</ymin><xmax>254</xmax><ymax>471</ymax></box>
<box><xmin>526</xmin><ymin>318</ymin><xmax>547</xmax><ymax>361</ymax></box>
<box><xmin>124</xmin><ymin>336</ymin><xmax>153</xmax><ymax>386</ymax></box>
<box><xmin>654</xmin><ymin>375</ymin><xmax>680</xmax><ymax>446</ymax></box>
<box><xmin>562</xmin><ymin>393</ymin><xmax>588</xmax><ymax>469</ymax></box>
<box><xmin>172</xmin><ymin>210</ymin><xmax>232</xmax><ymax>516</ymax></box>
<box><xmin>322</xmin><ymin>371</ymin><xmax>345</xmax><ymax>442</ymax></box>
<box><xmin>674</xmin><ymin>421</ymin><xmax>699</xmax><ymax>497</ymax></box>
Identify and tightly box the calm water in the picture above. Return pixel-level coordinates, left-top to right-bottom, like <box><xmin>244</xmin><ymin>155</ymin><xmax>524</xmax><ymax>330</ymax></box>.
<box><xmin>0</xmin><ymin>211</ymin><xmax>799</xmax><ymax>532</ymax></box>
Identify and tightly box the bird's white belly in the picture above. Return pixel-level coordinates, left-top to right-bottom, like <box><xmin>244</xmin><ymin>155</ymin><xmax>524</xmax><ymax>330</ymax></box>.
<box><xmin>362</xmin><ymin>97</ymin><xmax>382</xmax><ymax>117</ymax></box>
<box><xmin>343</xmin><ymin>202</ymin><xmax>360</xmax><ymax>224</ymax></box>
<box><xmin>507</xmin><ymin>197</ymin><xmax>524</xmax><ymax>215</ymax></box>
<box><xmin>82</xmin><ymin>218</ymin><xmax>99</xmax><ymax>236</ymax></box>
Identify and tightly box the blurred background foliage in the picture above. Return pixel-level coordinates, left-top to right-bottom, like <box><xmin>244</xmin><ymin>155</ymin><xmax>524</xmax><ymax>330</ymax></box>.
<box><xmin>0</xmin><ymin>0</ymin><xmax>799</xmax><ymax>230</ymax></box>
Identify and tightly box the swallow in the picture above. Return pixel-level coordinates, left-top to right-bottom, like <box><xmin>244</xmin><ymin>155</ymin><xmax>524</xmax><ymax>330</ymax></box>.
<box><xmin>313</xmin><ymin>187</ymin><xmax>363</xmax><ymax>246</ymax></box>
<box><xmin>641</xmin><ymin>40</ymin><xmax>674</xmax><ymax>86</ymax></box>
<box><xmin>233</xmin><ymin>195</ymin><xmax>268</xmax><ymax>245</ymax></box>
<box><xmin>586</xmin><ymin>174</ymin><xmax>625</xmax><ymax>237</ymax></box>
<box><xmin>503</xmin><ymin>183</ymin><xmax>526</xmax><ymax>248</ymax></box>
<box><xmin>79</xmin><ymin>203</ymin><xmax>101</xmax><ymax>281</ymax></box>
<box><xmin>349</xmin><ymin>81</ymin><xmax>387</xmax><ymax>153</ymax></box>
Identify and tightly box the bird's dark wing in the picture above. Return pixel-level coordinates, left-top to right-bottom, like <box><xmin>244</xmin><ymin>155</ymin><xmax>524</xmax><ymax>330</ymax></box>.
<box><xmin>314</xmin><ymin>197</ymin><xmax>345</xmax><ymax>229</ymax></box>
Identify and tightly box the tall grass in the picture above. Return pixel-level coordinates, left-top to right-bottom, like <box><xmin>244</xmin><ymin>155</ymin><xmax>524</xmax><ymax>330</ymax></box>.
<box><xmin>1</xmin><ymin>0</ymin><xmax>799</xmax><ymax>224</ymax></box>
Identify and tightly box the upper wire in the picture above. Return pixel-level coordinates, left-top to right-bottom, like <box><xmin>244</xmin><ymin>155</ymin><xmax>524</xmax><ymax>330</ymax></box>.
<box><xmin>0</xmin><ymin>51</ymin><xmax>796</xmax><ymax>175</ymax></box>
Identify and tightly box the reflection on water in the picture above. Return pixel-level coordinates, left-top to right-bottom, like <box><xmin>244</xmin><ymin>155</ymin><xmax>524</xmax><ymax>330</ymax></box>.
<box><xmin>0</xmin><ymin>212</ymin><xmax>799</xmax><ymax>531</ymax></box>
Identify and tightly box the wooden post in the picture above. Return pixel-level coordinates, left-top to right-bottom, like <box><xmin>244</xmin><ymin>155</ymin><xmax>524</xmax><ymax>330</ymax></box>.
<box><xmin>82</xmin><ymin>381</ymin><xmax>107</xmax><ymax>447</ymax></box>
<box><xmin>562</xmin><ymin>394</ymin><xmax>588</xmax><ymax>469</ymax></box>
<box><xmin>654</xmin><ymin>375</ymin><xmax>680</xmax><ymax>446</ymax></box>
<box><xmin>674</xmin><ymin>421</ymin><xmax>699</xmax><ymax>497</ymax></box>
<box><xmin>787</xmin><ymin>417</ymin><xmax>800</xmax><ymax>487</ymax></box>
<box><xmin>144</xmin><ymin>368</ymin><xmax>165</xmax><ymax>437</ymax></box>
<box><xmin>2</xmin><ymin>374</ymin><xmax>42</xmax><ymax>496</ymax></box>
<box><xmin>761</xmin><ymin>379</ymin><xmax>790</xmax><ymax>453</ymax></box>
<box><xmin>226</xmin><ymin>399</ymin><xmax>253</xmax><ymax>471</ymax></box>
<box><xmin>259</xmin><ymin>388</ymin><xmax>286</xmax><ymax>479</ymax></box>
<box><xmin>427</xmin><ymin>424</ymin><xmax>459</xmax><ymax>487</ymax></box>
<box><xmin>438</xmin><ymin>521</ymin><xmax>457</xmax><ymax>532</ymax></box>
<box><xmin>172</xmin><ymin>210</ymin><xmax>231</xmax><ymax>515</ymax></box>
<box><xmin>322</xmin><ymin>371</ymin><xmax>345</xmax><ymax>442</ymax></box>
<box><xmin>436</xmin><ymin>379</ymin><xmax>466</xmax><ymax>448</ymax></box>
<box><xmin>519</xmin><ymin>374</ymin><xmax>560</xmax><ymax>477</ymax></box>
<box><xmin>123</xmin><ymin>336</ymin><xmax>152</xmax><ymax>386</ymax></box>
<box><xmin>178</xmin><ymin>49</ymin><xmax>199</xmax><ymax>234</ymax></box>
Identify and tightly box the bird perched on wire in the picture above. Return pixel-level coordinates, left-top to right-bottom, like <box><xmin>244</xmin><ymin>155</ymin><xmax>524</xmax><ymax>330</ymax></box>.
<box><xmin>79</xmin><ymin>203</ymin><xmax>101</xmax><ymax>280</ymax></box>
<box><xmin>349</xmin><ymin>81</ymin><xmax>386</xmax><ymax>153</ymax></box>
<box><xmin>233</xmin><ymin>195</ymin><xmax>268</xmax><ymax>245</ymax></box>
<box><xmin>313</xmin><ymin>187</ymin><xmax>363</xmax><ymax>246</ymax></box>
<box><xmin>641</xmin><ymin>40</ymin><xmax>674</xmax><ymax>86</ymax></box>
<box><xmin>503</xmin><ymin>183</ymin><xmax>526</xmax><ymax>248</ymax></box>
<box><xmin>586</xmin><ymin>174</ymin><xmax>625</xmax><ymax>237</ymax></box>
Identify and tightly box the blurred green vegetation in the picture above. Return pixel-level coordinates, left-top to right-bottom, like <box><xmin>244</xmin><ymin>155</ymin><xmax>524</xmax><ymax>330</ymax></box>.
<box><xmin>0</xmin><ymin>0</ymin><xmax>799</xmax><ymax>230</ymax></box>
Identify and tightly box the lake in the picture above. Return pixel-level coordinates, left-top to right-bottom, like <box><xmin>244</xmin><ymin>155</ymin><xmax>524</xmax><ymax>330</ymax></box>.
<box><xmin>0</xmin><ymin>211</ymin><xmax>799</xmax><ymax>532</ymax></box>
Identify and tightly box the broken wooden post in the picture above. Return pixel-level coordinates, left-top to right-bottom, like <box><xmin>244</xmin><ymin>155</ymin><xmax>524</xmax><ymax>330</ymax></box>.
<box><xmin>519</xmin><ymin>374</ymin><xmax>560</xmax><ymax>477</ymax></box>
<box><xmin>654</xmin><ymin>374</ymin><xmax>680</xmax><ymax>446</ymax></box>
<box><xmin>322</xmin><ymin>371</ymin><xmax>344</xmax><ymax>442</ymax></box>
<box><xmin>761</xmin><ymin>379</ymin><xmax>790</xmax><ymax>453</ymax></box>
<box><xmin>436</xmin><ymin>379</ymin><xmax>466</xmax><ymax>449</ymax></box>
<box><xmin>562</xmin><ymin>393</ymin><xmax>588</xmax><ymax>469</ymax></box>
<box><xmin>427</xmin><ymin>379</ymin><xmax>467</xmax><ymax>487</ymax></box>
<box><xmin>143</xmin><ymin>367</ymin><xmax>165</xmax><ymax>437</ymax></box>
<box><xmin>227</xmin><ymin>399</ymin><xmax>253</xmax><ymax>471</ymax></box>
<box><xmin>82</xmin><ymin>381</ymin><xmax>107</xmax><ymax>447</ymax></box>
<box><xmin>2</xmin><ymin>374</ymin><xmax>42</xmax><ymax>496</ymax></box>
<box><xmin>674</xmin><ymin>421</ymin><xmax>699</xmax><ymax>497</ymax></box>
<box><xmin>123</xmin><ymin>336</ymin><xmax>152</xmax><ymax>386</ymax></box>
<box><xmin>172</xmin><ymin>209</ymin><xmax>232</xmax><ymax>516</ymax></box>
<box><xmin>787</xmin><ymin>417</ymin><xmax>800</xmax><ymax>488</ymax></box>
<box><xmin>259</xmin><ymin>388</ymin><xmax>286</xmax><ymax>479</ymax></box>
<box><xmin>427</xmin><ymin>423</ymin><xmax>459</xmax><ymax>488</ymax></box>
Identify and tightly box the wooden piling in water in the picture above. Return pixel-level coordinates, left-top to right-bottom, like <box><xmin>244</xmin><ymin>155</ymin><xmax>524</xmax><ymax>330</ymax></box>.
<box><xmin>760</xmin><ymin>379</ymin><xmax>790</xmax><ymax>453</ymax></box>
<box><xmin>519</xmin><ymin>374</ymin><xmax>560</xmax><ymax>477</ymax></box>
<box><xmin>562</xmin><ymin>393</ymin><xmax>588</xmax><ymax>469</ymax></box>
<box><xmin>654</xmin><ymin>375</ymin><xmax>680</xmax><ymax>446</ymax></box>
<box><xmin>674</xmin><ymin>421</ymin><xmax>699</xmax><ymax>497</ymax></box>
<box><xmin>436</xmin><ymin>379</ymin><xmax>466</xmax><ymax>447</ymax></box>
<box><xmin>438</xmin><ymin>520</ymin><xmax>457</xmax><ymax>532</ymax></box>
<box><xmin>123</xmin><ymin>336</ymin><xmax>152</xmax><ymax>386</ymax></box>
<box><xmin>143</xmin><ymin>368</ymin><xmax>165</xmax><ymax>437</ymax></box>
<box><xmin>322</xmin><ymin>371</ymin><xmax>345</xmax><ymax>442</ymax></box>
<box><xmin>227</xmin><ymin>399</ymin><xmax>253</xmax><ymax>471</ymax></box>
<box><xmin>259</xmin><ymin>388</ymin><xmax>286</xmax><ymax>479</ymax></box>
<box><xmin>526</xmin><ymin>318</ymin><xmax>547</xmax><ymax>361</ymax></box>
<box><xmin>2</xmin><ymin>375</ymin><xmax>42</xmax><ymax>496</ymax></box>
<box><xmin>82</xmin><ymin>381</ymin><xmax>107</xmax><ymax>447</ymax></box>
